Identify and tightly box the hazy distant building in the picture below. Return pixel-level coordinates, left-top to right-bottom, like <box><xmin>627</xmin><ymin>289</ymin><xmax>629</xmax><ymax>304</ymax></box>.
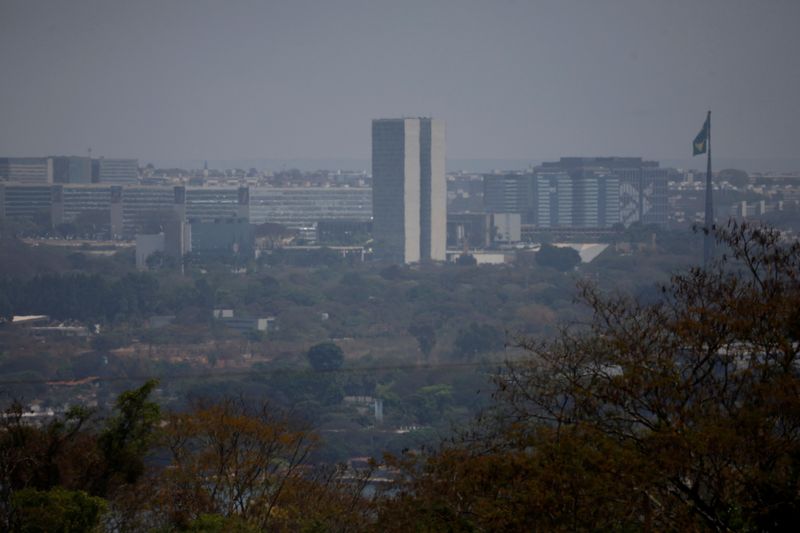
<box><xmin>483</xmin><ymin>171</ymin><xmax>619</xmax><ymax>231</ymax></box>
<box><xmin>571</xmin><ymin>172</ymin><xmax>620</xmax><ymax>228</ymax></box>
<box><xmin>191</xmin><ymin>218</ymin><xmax>254</xmax><ymax>258</ymax></box>
<box><xmin>483</xmin><ymin>174</ymin><xmax>535</xmax><ymax>222</ymax></box>
<box><xmin>540</xmin><ymin>157</ymin><xmax>666</xmax><ymax>227</ymax></box>
<box><xmin>250</xmin><ymin>187</ymin><xmax>370</xmax><ymax>228</ymax></box>
<box><xmin>120</xmin><ymin>186</ymin><xmax>175</xmax><ymax>235</ymax></box>
<box><xmin>317</xmin><ymin>219</ymin><xmax>372</xmax><ymax>245</ymax></box>
<box><xmin>1</xmin><ymin>181</ymin><xmax>375</xmax><ymax>245</ymax></box>
<box><xmin>186</xmin><ymin>186</ymin><xmax>247</xmax><ymax>221</ymax></box>
<box><xmin>372</xmin><ymin>117</ymin><xmax>445</xmax><ymax>263</ymax></box>
<box><xmin>447</xmin><ymin>213</ymin><xmax>493</xmax><ymax>249</ymax></box>
<box><xmin>0</xmin><ymin>183</ymin><xmax>54</xmax><ymax>222</ymax></box>
<box><xmin>533</xmin><ymin>172</ymin><xmax>573</xmax><ymax>228</ymax></box>
<box><xmin>135</xmin><ymin>233</ymin><xmax>166</xmax><ymax>270</ymax></box>
<box><xmin>492</xmin><ymin>213</ymin><xmax>522</xmax><ymax>242</ymax></box>
<box><xmin>97</xmin><ymin>158</ymin><xmax>138</xmax><ymax>185</ymax></box>
<box><xmin>52</xmin><ymin>156</ymin><xmax>92</xmax><ymax>184</ymax></box>
<box><xmin>0</xmin><ymin>157</ymin><xmax>53</xmax><ymax>184</ymax></box>
<box><xmin>59</xmin><ymin>185</ymin><xmax>112</xmax><ymax>218</ymax></box>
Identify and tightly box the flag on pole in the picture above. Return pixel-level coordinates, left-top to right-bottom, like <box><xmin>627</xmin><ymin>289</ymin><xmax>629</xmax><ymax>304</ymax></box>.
<box><xmin>693</xmin><ymin>115</ymin><xmax>709</xmax><ymax>156</ymax></box>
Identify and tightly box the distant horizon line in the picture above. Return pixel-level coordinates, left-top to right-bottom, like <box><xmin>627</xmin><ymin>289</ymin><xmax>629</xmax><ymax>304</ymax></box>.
<box><xmin>4</xmin><ymin>154</ymin><xmax>798</xmax><ymax>174</ymax></box>
<box><xmin>140</xmin><ymin>156</ymin><xmax>800</xmax><ymax>174</ymax></box>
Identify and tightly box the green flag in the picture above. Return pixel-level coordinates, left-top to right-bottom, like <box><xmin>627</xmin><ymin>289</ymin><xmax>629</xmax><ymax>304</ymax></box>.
<box><xmin>693</xmin><ymin>115</ymin><xmax>709</xmax><ymax>156</ymax></box>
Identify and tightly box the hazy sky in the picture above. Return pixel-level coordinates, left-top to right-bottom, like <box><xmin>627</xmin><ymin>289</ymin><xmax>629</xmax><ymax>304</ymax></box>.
<box><xmin>1</xmin><ymin>0</ymin><xmax>799</xmax><ymax>165</ymax></box>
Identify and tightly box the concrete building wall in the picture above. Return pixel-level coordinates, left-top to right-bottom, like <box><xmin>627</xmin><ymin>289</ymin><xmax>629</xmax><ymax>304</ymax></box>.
<box><xmin>372</xmin><ymin>118</ymin><xmax>411</xmax><ymax>263</ymax></box>
<box><xmin>402</xmin><ymin>118</ymin><xmax>421</xmax><ymax>264</ymax></box>
<box><xmin>427</xmin><ymin>118</ymin><xmax>446</xmax><ymax>261</ymax></box>
<box><xmin>492</xmin><ymin>213</ymin><xmax>522</xmax><ymax>242</ymax></box>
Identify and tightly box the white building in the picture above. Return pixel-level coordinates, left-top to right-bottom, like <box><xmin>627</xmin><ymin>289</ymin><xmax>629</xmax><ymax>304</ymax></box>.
<box><xmin>372</xmin><ymin>117</ymin><xmax>445</xmax><ymax>263</ymax></box>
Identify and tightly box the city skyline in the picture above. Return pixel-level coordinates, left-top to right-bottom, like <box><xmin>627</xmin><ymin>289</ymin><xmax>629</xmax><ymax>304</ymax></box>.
<box><xmin>2</xmin><ymin>1</ymin><xmax>799</xmax><ymax>166</ymax></box>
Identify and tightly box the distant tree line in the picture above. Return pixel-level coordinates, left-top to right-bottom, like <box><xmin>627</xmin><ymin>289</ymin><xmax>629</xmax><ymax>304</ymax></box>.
<box><xmin>0</xmin><ymin>273</ymin><xmax>159</xmax><ymax>323</ymax></box>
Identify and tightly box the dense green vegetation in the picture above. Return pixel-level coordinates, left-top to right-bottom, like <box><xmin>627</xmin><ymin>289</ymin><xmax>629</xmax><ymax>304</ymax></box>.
<box><xmin>1</xmin><ymin>223</ymin><xmax>798</xmax><ymax>530</ymax></box>
<box><xmin>377</xmin><ymin>222</ymin><xmax>800</xmax><ymax>531</ymax></box>
<box><xmin>0</xmin><ymin>225</ymin><xmax>704</xmax><ymax>465</ymax></box>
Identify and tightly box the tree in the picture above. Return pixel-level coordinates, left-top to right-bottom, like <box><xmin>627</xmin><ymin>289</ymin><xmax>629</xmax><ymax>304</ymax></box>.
<box><xmin>408</xmin><ymin>323</ymin><xmax>437</xmax><ymax>360</ymax></box>
<box><xmin>11</xmin><ymin>487</ymin><xmax>106</xmax><ymax>533</ymax></box>
<box><xmin>378</xmin><ymin>222</ymin><xmax>800</xmax><ymax>531</ymax></box>
<box><xmin>535</xmin><ymin>244</ymin><xmax>580</xmax><ymax>271</ymax></box>
<box><xmin>137</xmin><ymin>398</ymin><xmax>319</xmax><ymax>530</ymax></box>
<box><xmin>0</xmin><ymin>403</ymin><xmax>97</xmax><ymax>529</ymax></box>
<box><xmin>307</xmin><ymin>342</ymin><xmax>344</xmax><ymax>372</ymax></box>
<box><xmin>95</xmin><ymin>379</ymin><xmax>161</xmax><ymax>493</ymax></box>
<box><xmin>145</xmin><ymin>250</ymin><xmax>170</xmax><ymax>271</ymax></box>
<box><xmin>0</xmin><ymin>383</ymin><xmax>160</xmax><ymax>530</ymax></box>
<box><xmin>455</xmin><ymin>253</ymin><xmax>477</xmax><ymax>266</ymax></box>
<box><xmin>453</xmin><ymin>323</ymin><xmax>504</xmax><ymax>358</ymax></box>
<box><xmin>0</xmin><ymin>293</ymin><xmax>12</xmax><ymax>321</ymax></box>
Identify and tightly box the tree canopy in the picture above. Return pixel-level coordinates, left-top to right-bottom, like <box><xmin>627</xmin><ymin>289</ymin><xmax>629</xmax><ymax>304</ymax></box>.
<box><xmin>378</xmin><ymin>222</ymin><xmax>800</xmax><ymax>531</ymax></box>
<box><xmin>307</xmin><ymin>342</ymin><xmax>345</xmax><ymax>372</ymax></box>
<box><xmin>535</xmin><ymin>244</ymin><xmax>581</xmax><ymax>271</ymax></box>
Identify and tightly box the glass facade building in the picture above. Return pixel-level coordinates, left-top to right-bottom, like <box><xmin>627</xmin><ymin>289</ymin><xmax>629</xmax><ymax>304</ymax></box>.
<box><xmin>250</xmin><ymin>187</ymin><xmax>371</xmax><ymax>228</ymax></box>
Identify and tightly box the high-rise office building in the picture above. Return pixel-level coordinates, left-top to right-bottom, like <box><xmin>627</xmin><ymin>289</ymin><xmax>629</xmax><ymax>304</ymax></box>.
<box><xmin>372</xmin><ymin>117</ymin><xmax>445</xmax><ymax>263</ymax></box>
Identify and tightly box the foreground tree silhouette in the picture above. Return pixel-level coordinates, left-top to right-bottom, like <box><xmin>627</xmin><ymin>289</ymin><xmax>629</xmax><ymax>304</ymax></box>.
<box><xmin>0</xmin><ymin>381</ymin><xmax>160</xmax><ymax>531</ymax></box>
<box><xmin>379</xmin><ymin>222</ymin><xmax>800</xmax><ymax>531</ymax></box>
<box><xmin>116</xmin><ymin>397</ymin><xmax>373</xmax><ymax>532</ymax></box>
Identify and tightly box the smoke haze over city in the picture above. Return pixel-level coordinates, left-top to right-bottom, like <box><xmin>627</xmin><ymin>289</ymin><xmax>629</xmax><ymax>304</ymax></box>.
<box><xmin>2</xmin><ymin>0</ymin><xmax>799</xmax><ymax>169</ymax></box>
<box><xmin>5</xmin><ymin>2</ymin><xmax>800</xmax><ymax>530</ymax></box>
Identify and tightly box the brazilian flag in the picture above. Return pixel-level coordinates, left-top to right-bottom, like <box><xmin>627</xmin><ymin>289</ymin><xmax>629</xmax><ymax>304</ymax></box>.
<box><xmin>693</xmin><ymin>115</ymin><xmax>709</xmax><ymax>156</ymax></box>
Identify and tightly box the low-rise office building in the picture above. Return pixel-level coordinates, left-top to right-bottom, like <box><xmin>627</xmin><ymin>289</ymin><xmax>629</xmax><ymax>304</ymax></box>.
<box><xmin>97</xmin><ymin>159</ymin><xmax>139</xmax><ymax>185</ymax></box>
<box><xmin>0</xmin><ymin>157</ymin><xmax>53</xmax><ymax>184</ymax></box>
<box><xmin>250</xmin><ymin>187</ymin><xmax>371</xmax><ymax>229</ymax></box>
<box><xmin>52</xmin><ymin>156</ymin><xmax>92</xmax><ymax>184</ymax></box>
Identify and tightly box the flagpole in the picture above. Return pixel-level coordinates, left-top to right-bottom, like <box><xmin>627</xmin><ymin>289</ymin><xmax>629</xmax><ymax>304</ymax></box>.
<box><xmin>703</xmin><ymin>110</ymin><xmax>713</xmax><ymax>266</ymax></box>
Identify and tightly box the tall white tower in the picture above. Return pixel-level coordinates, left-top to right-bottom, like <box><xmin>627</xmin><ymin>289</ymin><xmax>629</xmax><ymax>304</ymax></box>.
<box><xmin>371</xmin><ymin>118</ymin><xmax>445</xmax><ymax>264</ymax></box>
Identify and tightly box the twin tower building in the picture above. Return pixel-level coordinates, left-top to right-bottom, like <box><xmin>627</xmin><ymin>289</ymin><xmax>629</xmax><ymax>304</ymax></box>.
<box><xmin>372</xmin><ymin>118</ymin><xmax>446</xmax><ymax>264</ymax></box>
